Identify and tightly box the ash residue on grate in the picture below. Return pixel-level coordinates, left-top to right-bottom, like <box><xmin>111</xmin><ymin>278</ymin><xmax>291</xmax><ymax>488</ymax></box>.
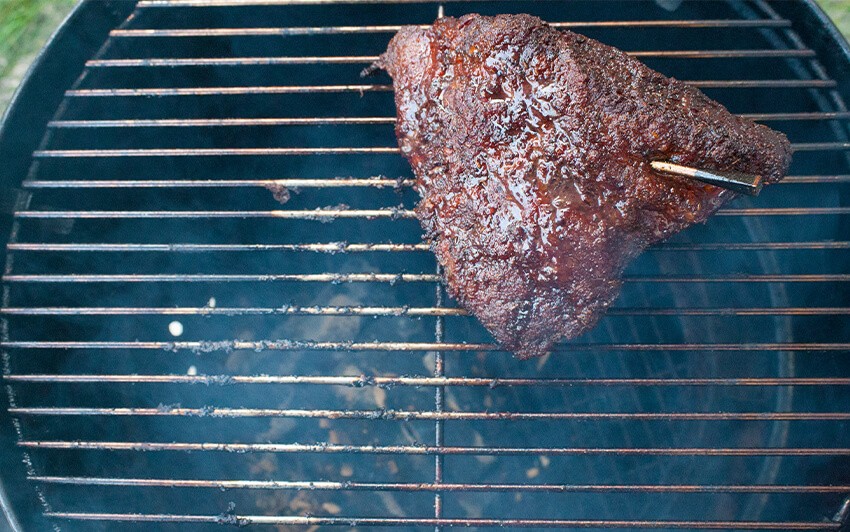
<box><xmin>264</xmin><ymin>182</ymin><xmax>292</xmax><ymax>205</ymax></box>
<box><xmin>216</xmin><ymin>502</ymin><xmax>250</xmax><ymax>527</ymax></box>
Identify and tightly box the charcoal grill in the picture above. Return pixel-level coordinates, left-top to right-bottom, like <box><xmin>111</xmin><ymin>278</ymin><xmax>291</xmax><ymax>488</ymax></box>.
<box><xmin>1</xmin><ymin>0</ymin><xmax>850</xmax><ymax>530</ymax></box>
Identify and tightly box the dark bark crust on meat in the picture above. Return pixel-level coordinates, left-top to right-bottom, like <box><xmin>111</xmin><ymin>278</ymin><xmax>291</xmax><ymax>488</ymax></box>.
<box><xmin>376</xmin><ymin>14</ymin><xmax>792</xmax><ymax>359</ymax></box>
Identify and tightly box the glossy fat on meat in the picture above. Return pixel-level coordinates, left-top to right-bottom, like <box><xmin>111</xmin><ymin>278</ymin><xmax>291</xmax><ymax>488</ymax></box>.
<box><xmin>376</xmin><ymin>14</ymin><xmax>792</xmax><ymax>359</ymax></box>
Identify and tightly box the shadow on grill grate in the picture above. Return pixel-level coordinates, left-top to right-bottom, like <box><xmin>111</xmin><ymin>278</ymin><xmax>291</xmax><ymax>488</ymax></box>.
<box><xmin>1</xmin><ymin>0</ymin><xmax>850</xmax><ymax>530</ymax></box>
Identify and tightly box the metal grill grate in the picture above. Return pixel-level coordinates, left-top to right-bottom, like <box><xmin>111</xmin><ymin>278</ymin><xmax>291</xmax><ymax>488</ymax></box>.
<box><xmin>2</xmin><ymin>0</ymin><xmax>850</xmax><ymax>529</ymax></box>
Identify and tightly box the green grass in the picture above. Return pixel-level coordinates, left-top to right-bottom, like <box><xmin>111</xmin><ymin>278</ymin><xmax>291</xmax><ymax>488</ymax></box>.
<box><xmin>0</xmin><ymin>0</ymin><xmax>76</xmax><ymax>112</ymax></box>
<box><xmin>819</xmin><ymin>0</ymin><xmax>850</xmax><ymax>40</ymax></box>
<box><xmin>0</xmin><ymin>0</ymin><xmax>76</xmax><ymax>79</ymax></box>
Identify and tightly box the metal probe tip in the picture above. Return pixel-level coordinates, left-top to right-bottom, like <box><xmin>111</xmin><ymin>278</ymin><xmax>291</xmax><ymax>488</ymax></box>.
<box><xmin>650</xmin><ymin>161</ymin><xmax>763</xmax><ymax>196</ymax></box>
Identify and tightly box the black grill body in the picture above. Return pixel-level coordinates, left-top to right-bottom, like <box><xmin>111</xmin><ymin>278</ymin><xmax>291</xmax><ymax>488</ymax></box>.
<box><xmin>1</xmin><ymin>1</ymin><xmax>850</xmax><ymax>530</ymax></box>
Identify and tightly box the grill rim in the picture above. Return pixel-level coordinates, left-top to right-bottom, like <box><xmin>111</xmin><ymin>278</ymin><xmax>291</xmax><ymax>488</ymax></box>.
<box><xmin>0</xmin><ymin>2</ymin><xmax>137</xmax><ymax>530</ymax></box>
<box><xmin>2</xmin><ymin>0</ymin><xmax>850</xmax><ymax>529</ymax></box>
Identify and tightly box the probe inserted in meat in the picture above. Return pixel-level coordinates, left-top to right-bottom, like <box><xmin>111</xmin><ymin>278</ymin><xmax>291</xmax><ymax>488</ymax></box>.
<box><xmin>374</xmin><ymin>14</ymin><xmax>792</xmax><ymax>358</ymax></box>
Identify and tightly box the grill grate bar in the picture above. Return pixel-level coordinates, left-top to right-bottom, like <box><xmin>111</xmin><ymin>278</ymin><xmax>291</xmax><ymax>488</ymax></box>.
<box><xmin>62</xmin><ymin>80</ymin><xmax>838</xmax><ymax>98</ymax></box>
<box><xmin>48</xmin><ymin>118</ymin><xmax>399</xmax><ymax>128</ymax></box>
<box><xmin>18</xmin><ymin>176</ymin><xmax>849</xmax><ymax>188</ymax></box>
<box><xmin>13</xmin><ymin>207</ymin><xmax>850</xmax><ymax>218</ymax></box>
<box><xmin>29</xmin><ymin>143</ymin><xmax>849</xmax><ymax>158</ymax></box>
<box><xmin>16</xmin><ymin>175</ymin><xmax>850</xmax><ymax>188</ymax></box>
<box><xmin>20</xmin><ymin>440</ymin><xmax>850</xmax><ymax>456</ymax></box>
<box><xmin>6</xmin><ymin>274</ymin><xmax>850</xmax><ymax>283</ymax></box>
<box><xmin>3</xmin><ymin>340</ymin><xmax>850</xmax><ymax>351</ymax></box>
<box><xmin>22</xmin><ymin>177</ymin><xmax>412</xmax><ymax>187</ymax></box>
<box><xmin>6</xmin><ymin>243</ymin><xmax>429</xmax><ymax>252</ymax></box>
<box><xmin>791</xmin><ymin>142</ymin><xmax>850</xmax><ymax>151</ymax></box>
<box><xmin>33</xmin><ymin>148</ymin><xmax>402</xmax><ymax>157</ymax></box>
<box><xmin>85</xmin><ymin>49</ymin><xmax>816</xmax><ymax>68</ymax></box>
<box><xmin>432</xmin><ymin>278</ymin><xmax>444</xmax><ymax>530</ymax></box>
<box><xmin>66</xmin><ymin>84</ymin><xmax>392</xmax><ymax>96</ymax></box>
<box><xmin>38</xmin><ymin>512</ymin><xmax>841</xmax><ymax>529</ymax></box>
<box><xmin>45</xmin><ymin>112</ymin><xmax>850</xmax><ymax>129</ymax></box>
<box><xmin>720</xmin><ymin>207</ymin><xmax>850</xmax><ymax>215</ymax></box>
<box><xmin>132</xmin><ymin>0</ymin><xmax>506</xmax><ymax>5</ymax></box>
<box><xmin>741</xmin><ymin>112</ymin><xmax>850</xmax><ymax>121</ymax></box>
<box><xmin>8</xmin><ymin>375</ymin><xmax>850</xmax><ymax>386</ymax></box>
<box><xmin>8</xmin><ymin>241</ymin><xmax>850</xmax><ymax>252</ymax></box>
<box><xmin>782</xmin><ymin>175</ymin><xmax>850</xmax><ymax>183</ymax></box>
<box><xmin>10</xmin><ymin>407</ymin><xmax>850</xmax><ymax>421</ymax></box>
<box><xmin>0</xmin><ymin>273</ymin><xmax>441</xmax><ymax>283</ymax></box>
<box><xmin>626</xmin><ymin>241</ymin><xmax>850</xmax><ymax>250</ymax></box>
<box><xmin>28</xmin><ymin>476</ymin><xmax>850</xmax><ymax>493</ymax></box>
<box><xmin>89</xmin><ymin>56</ymin><xmax>382</xmax><ymax>66</ymax></box>
<box><xmin>109</xmin><ymin>20</ymin><xmax>793</xmax><ymax>37</ymax></box>
<box><xmin>14</xmin><ymin>208</ymin><xmax>415</xmax><ymax>219</ymax></box>
<box><xmin>140</xmin><ymin>0</ymin><xmax>707</xmax><ymax>4</ymax></box>
<box><xmin>4</xmin><ymin>306</ymin><xmax>850</xmax><ymax>317</ymax></box>
<box><xmin>140</xmin><ymin>0</ymin><xmax>729</xmax><ymax>4</ymax></box>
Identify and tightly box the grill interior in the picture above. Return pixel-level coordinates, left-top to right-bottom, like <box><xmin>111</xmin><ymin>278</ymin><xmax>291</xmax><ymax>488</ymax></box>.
<box><xmin>2</xmin><ymin>0</ymin><xmax>850</xmax><ymax>529</ymax></box>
